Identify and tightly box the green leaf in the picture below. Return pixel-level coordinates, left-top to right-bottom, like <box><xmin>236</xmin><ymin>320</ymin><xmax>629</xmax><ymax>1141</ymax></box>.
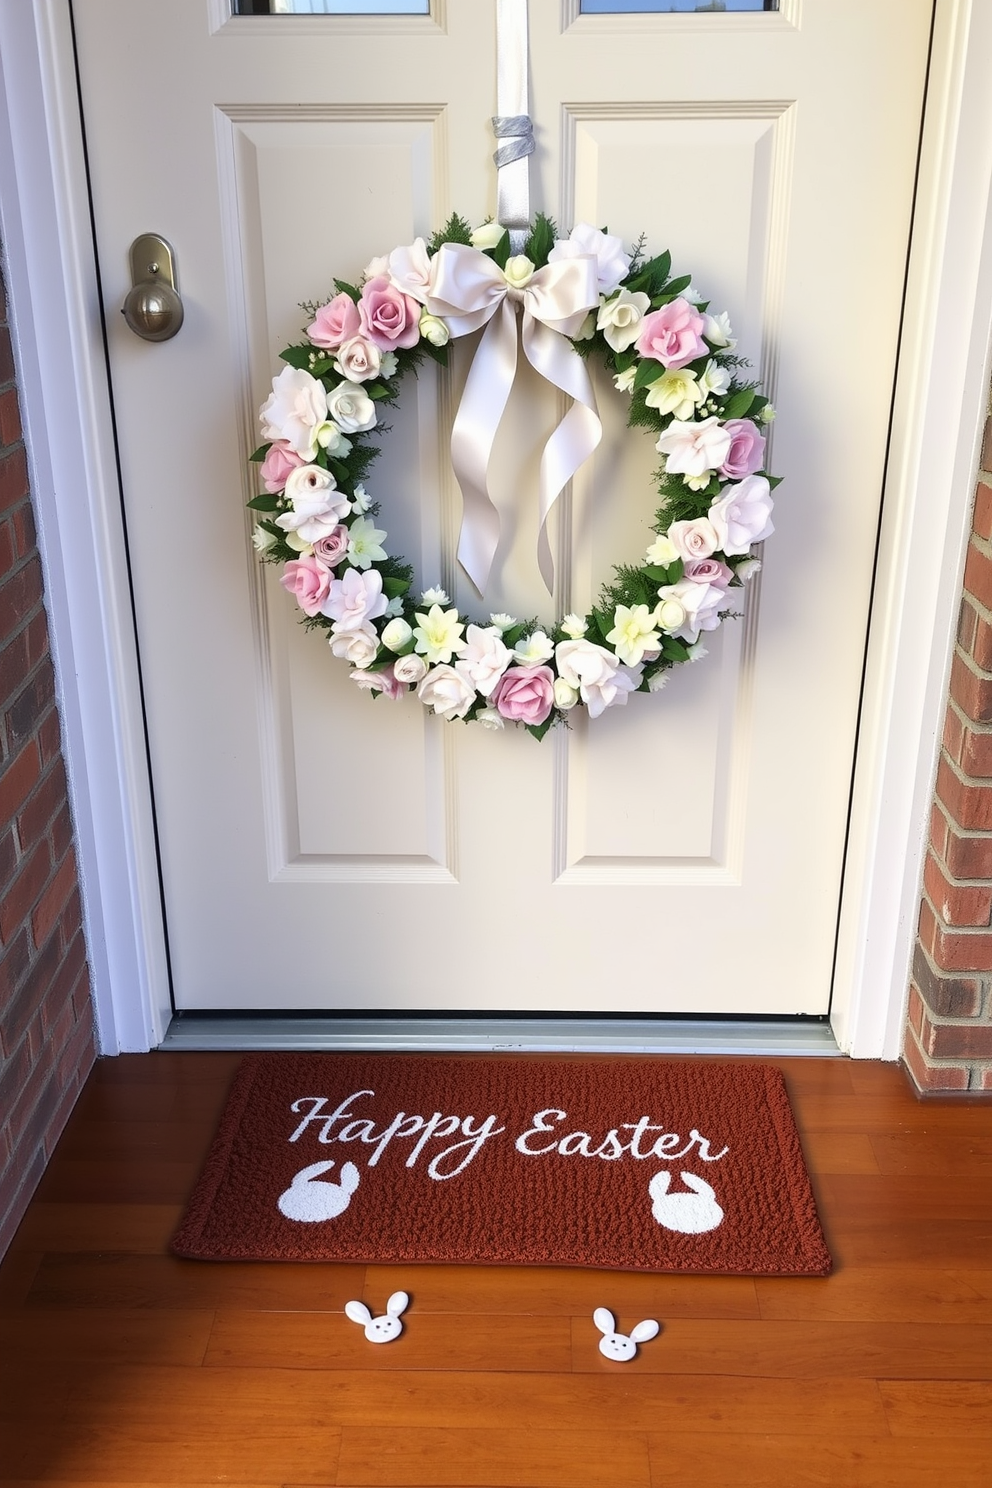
<box><xmin>247</xmin><ymin>493</ymin><xmax>281</xmax><ymax>512</ymax></box>
<box><xmin>723</xmin><ymin>385</ymin><xmax>756</xmax><ymax>421</ymax></box>
<box><xmin>383</xmin><ymin>576</ymin><xmax>411</xmax><ymax>599</ymax></box>
<box><xmin>525</xmin><ymin>716</ymin><xmax>556</xmax><ymax>742</ymax></box>
<box><xmin>661</xmin><ymin>638</ymin><xmax>690</xmax><ymax>663</ymax></box>
<box><xmin>501</xmin><ymin>623</ymin><xmax>527</xmax><ymax>649</ymax></box>
<box><xmin>633</xmin><ymin>357</ymin><xmax>664</xmax><ymax>392</ymax></box>
<box><xmin>420</xmin><ymin>339</ymin><xmax>449</xmax><ymax>367</ymax></box>
<box><xmin>249</xmin><ymin>443</ymin><xmax>271</xmax><ymax>463</ymax></box>
<box><xmin>279</xmin><ymin>345</ymin><xmax>314</xmax><ymax>371</ymax></box>
<box><xmin>642</xmin><ymin>565</ymin><xmax>670</xmax><ymax>584</ymax></box>
<box><xmin>489</xmin><ymin>229</ymin><xmax>511</xmax><ymax>270</ymax></box>
<box><xmin>366</xmin><ymin>383</ymin><xmax>393</xmax><ymax>400</ymax></box>
<box><xmin>333</xmin><ymin>279</ymin><xmax>360</xmax><ymax>300</ymax></box>
<box><xmin>658</xmin><ymin>273</ymin><xmax>692</xmax><ymax>300</ymax></box>
<box><xmin>523</xmin><ymin>213</ymin><xmax>556</xmax><ymax>268</ymax></box>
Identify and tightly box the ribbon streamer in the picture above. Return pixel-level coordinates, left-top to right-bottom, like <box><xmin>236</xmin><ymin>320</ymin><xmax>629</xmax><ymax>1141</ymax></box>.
<box><xmin>495</xmin><ymin>0</ymin><xmax>532</xmax><ymax>241</ymax></box>
<box><xmin>427</xmin><ymin>244</ymin><xmax>602</xmax><ymax>595</ymax></box>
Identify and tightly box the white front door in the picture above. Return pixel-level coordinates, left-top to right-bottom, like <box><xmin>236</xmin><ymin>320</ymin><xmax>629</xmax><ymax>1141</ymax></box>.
<box><xmin>70</xmin><ymin>0</ymin><xmax>933</xmax><ymax>1015</ymax></box>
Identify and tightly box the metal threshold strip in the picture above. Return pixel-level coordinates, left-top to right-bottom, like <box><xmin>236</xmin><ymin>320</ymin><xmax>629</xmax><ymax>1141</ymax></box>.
<box><xmin>159</xmin><ymin>1014</ymin><xmax>842</xmax><ymax>1057</ymax></box>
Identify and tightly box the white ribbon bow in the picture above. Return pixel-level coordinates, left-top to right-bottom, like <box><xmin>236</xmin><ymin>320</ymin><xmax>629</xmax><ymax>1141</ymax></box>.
<box><xmin>426</xmin><ymin>242</ymin><xmax>602</xmax><ymax>595</ymax></box>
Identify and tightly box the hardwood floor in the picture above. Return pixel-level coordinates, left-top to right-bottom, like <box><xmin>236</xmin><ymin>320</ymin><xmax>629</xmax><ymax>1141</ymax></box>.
<box><xmin>1</xmin><ymin>1051</ymin><xmax>990</xmax><ymax>1487</ymax></box>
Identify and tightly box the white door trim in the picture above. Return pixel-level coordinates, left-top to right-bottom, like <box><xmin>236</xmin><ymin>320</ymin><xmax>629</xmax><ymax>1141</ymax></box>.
<box><xmin>0</xmin><ymin>0</ymin><xmax>988</xmax><ymax>1055</ymax></box>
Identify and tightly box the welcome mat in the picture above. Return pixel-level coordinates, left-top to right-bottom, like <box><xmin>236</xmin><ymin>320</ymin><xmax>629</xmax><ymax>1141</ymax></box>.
<box><xmin>171</xmin><ymin>1054</ymin><xmax>830</xmax><ymax>1275</ymax></box>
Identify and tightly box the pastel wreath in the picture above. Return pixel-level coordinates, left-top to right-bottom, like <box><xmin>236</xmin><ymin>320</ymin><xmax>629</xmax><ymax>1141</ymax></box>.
<box><xmin>249</xmin><ymin>214</ymin><xmax>778</xmax><ymax>739</ymax></box>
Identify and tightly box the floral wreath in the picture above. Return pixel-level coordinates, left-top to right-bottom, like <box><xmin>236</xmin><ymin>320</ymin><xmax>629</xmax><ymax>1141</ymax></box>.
<box><xmin>250</xmin><ymin>214</ymin><xmax>778</xmax><ymax>739</ymax></box>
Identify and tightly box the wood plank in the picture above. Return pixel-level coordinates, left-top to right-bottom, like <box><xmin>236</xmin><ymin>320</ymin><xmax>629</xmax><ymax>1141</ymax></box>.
<box><xmin>9</xmin><ymin>1203</ymin><xmax>183</xmax><ymax>1254</ymax></box>
<box><xmin>363</xmin><ymin>1263</ymin><xmax>761</xmax><ymax>1319</ymax></box>
<box><xmin>25</xmin><ymin>1253</ymin><xmax>367</xmax><ymax>1311</ymax></box>
<box><xmin>646</xmin><ymin>1432</ymin><xmax>992</xmax><ymax>1487</ymax></box>
<box><xmin>755</xmin><ymin>1267</ymin><xmax>992</xmax><ymax>1323</ymax></box>
<box><xmin>205</xmin><ymin>1309</ymin><xmax>573</xmax><ymax>1373</ymax></box>
<box><xmin>0</xmin><ymin>1308</ymin><xmax>214</xmax><ymax>1365</ymax></box>
<box><xmin>795</xmin><ymin>1130</ymin><xmax>881</xmax><ymax>1175</ymax></box>
<box><xmin>880</xmin><ymin>1379</ymin><xmax>992</xmax><ymax>1437</ymax></box>
<box><xmin>568</xmin><ymin>1318</ymin><xmax>992</xmax><ymax>1377</ymax></box>
<box><xmin>333</xmin><ymin>1426</ymin><xmax>652</xmax><ymax>1487</ymax></box>
<box><xmin>32</xmin><ymin>1157</ymin><xmax>206</xmax><ymax>1206</ymax></box>
<box><xmin>869</xmin><ymin>1131</ymin><xmax>992</xmax><ymax>1175</ymax></box>
<box><xmin>54</xmin><ymin>1118</ymin><xmax>221</xmax><ymax>1163</ymax></box>
<box><xmin>60</xmin><ymin>1364</ymin><xmax>891</xmax><ymax>1436</ymax></box>
<box><xmin>0</xmin><ymin>1250</ymin><xmax>40</xmax><ymax>1305</ymax></box>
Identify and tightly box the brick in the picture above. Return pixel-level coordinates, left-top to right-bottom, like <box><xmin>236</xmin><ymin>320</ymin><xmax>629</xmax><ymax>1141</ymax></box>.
<box><xmin>918</xmin><ymin>896</ymin><xmax>992</xmax><ymax>972</ymax></box>
<box><xmin>5</xmin><ymin>659</ymin><xmax>56</xmax><ymax>749</ymax></box>
<box><xmin>964</xmin><ymin>539</ymin><xmax>992</xmax><ymax>611</ymax></box>
<box><xmin>942</xmin><ymin>707</ymin><xmax>965</xmax><ymax>765</ymax></box>
<box><xmin>929</xmin><ymin>801</ymin><xmax>950</xmax><ymax>860</ymax></box>
<box><xmin>10</xmin><ymin>501</ymin><xmax>35</xmax><ymax>563</ymax></box>
<box><xmin>6</xmin><ymin>1065</ymin><xmax>65</xmax><ymax>1164</ymax></box>
<box><xmin>922</xmin><ymin>1018</ymin><xmax>992</xmax><ymax>1061</ymax></box>
<box><xmin>58</xmin><ymin>889</ymin><xmax>84</xmax><ymax>957</ymax></box>
<box><xmin>907</xmin><ymin>983</ymin><xmax>925</xmax><ymax>1039</ymax></box>
<box><xmin>0</xmin><ymin>388</ymin><xmax>20</xmax><ymax>446</ymax></box>
<box><xmin>949</xmin><ymin>652</ymin><xmax>992</xmax><ymax>725</ymax></box>
<box><xmin>16</xmin><ymin>756</ymin><xmax>67</xmax><ymax>849</ymax></box>
<box><xmin>0</xmin><ymin>837</ymin><xmax>50</xmax><ymax>943</ymax></box>
<box><xmin>974</xmin><ymin>478</ymin><xmax>992</xmax><ymax>540</ymax></box>
<box><xmin>0</xmin><ymin>627</ymin><xmax>29</xmax><ymax>710</ymax></box>
<box><xmin>0</xmin><ymin>929</ymin><xmax>61</xmax><ymax>1053</ymax></box>
<box><xmin>0</xmin><ymin>1033</ymin><xmax>33</xmax><ymax>1119</ymax></box>
<box><xmin>0</xmin><ymin>518</ymin><xmax>13</xmax><ymax>580</ymax></box>
<box><xmin>935</xmin><ymin>754</ymin><xmax>992</xmax><ymax>831</ymax></box>
<box><xmin>0</xmin><ymin>739</ymin><xmax>40</xmax><ymax>827</ymax></box>
<box><xmin>961</xmin><ymin>723</ymin><xmax>992</xmax><ymax>777</ymax></box>
<box><xmin>923</xmin><ymin>849</ymin><xmax>992</xmax><ymax>926</ymax></box>
<box><xmin>50</xmin><ymin>802</ymin><xmax>74</xmax><ymax>865</ymax></box>
<box><xmin>902</xmin><ymin>1025</ymin><xmax>970</xmax><ymax>1092</ymax></box>
<box><xmin>983</xmin><ymin>418</ymin><xmax>992</xmax><ymax>475</ymax></box>
<box><xmin>979</xmin><ymin>1066</ymin><xmax>992</xmax><ymax>1090</ymax></box>
<box><xmin>0</xmin><ymin>557</ymin><xmax>44</xmax><ymax>641</ymax></box>
<box><xmin>912</xmin><ymin>943</ymin><xmax>982</xmax><ymax>1018</ymax></box>
<box><xmin>0</xmin><ymin>445</ymin><xmax>28</xmax><ymax>516</ymax></box>
<box><xmin>944</xmin><ymin>824</ymin><xmax>992</xmax><ymax>880</ymax></box>
<box><xmin>31</xmin><ymin>848</ymin><xmax>77</xmax><ymax>948</ymax></box>
<box><xmin>0</xmin><ymin>925</ymin><xmax>30</xmax><ymax>1012</ymax></box>
<box><xmin>957</xmin><ymin>599</ymin><xmax>977</xmax><ymax>652</ymax></box>
<box><xmin>973</xmin><ymin>612</ymin><xmax>992</xmax><ymax>672</ymax></box>
<box><xmin>36</xmin><ymin>706</ymin><xmax>61</xmax><ymax>766</ymax></box>
<box><xmin>0</xmin><ymin>330</ymin><xmax>16</xmax><ymax>398</ymax></box>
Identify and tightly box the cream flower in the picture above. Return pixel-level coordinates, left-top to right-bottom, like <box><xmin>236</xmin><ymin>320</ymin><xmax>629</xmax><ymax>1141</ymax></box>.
<box><xmin>455</xmin><ymin>624</ymin><xmax>512</xmax><ymax>698</ymax></box>
<box><xmin>470</xmin><ymin>222</ymin><xmax>506</xmax><ymax>251</ymax></box>
<box><xmin>703</xmin><ymin>310</ymin><xmax>736</xmax><ymax>350</ymax></box>
<box><xmin>387</xmin><ymin>238</ymin><xmax>433</xmax><ymax>304</ymax></box>
<box><xmin>504</xmin><ymin>255</ymin><xmax>535</xmax><ymax>290</ymax></box>
<box><xmin>252</xmin><ymin>525</ymin><xmax>277</xmax><ymax>553</ymax></box>
<box><xmin>347</xmin><ymin>516</ymin><xmax>388</xmax><ymax>570</ymax></box>
<box><xmin>708</xmin><ymin>475</ymin><xmax>774</xmax><ymax>555</ymax></box>
<box><xmin>421</xmin><ymin>586</ymin><xmax>450</xmax><ymax>606</ymax></box>
<box><xmin>606</xmin><ymin>604</ymin><xmax>662</xmax><ymax>668</ymax></box>
<box><xmin>489</xmin><ymin>613</ymin><xmax>516</xmax><ymax>633</ymax></box>
<box><xmin>381</xmin><ymin>617</ymin><xmax>413</xmax><ymax>652</ymax></box>
<box><xmin>418</xmin><ymin>664</ymin><xmax>477</xmax><ymax>720</ymax></box>
<box><xmin>325</xmin><ymin>382</ymin><xmax>377</xmax><ymax>434</ymax></box>
<box><xmin>351</xmin><ymin>483</ymin><xmax>372</xmax><ymax>514</ymax></box>
<box><xmin>476</xmin><ymin>706</ymin><xmax>505</xmax><ymax>730</ymax></box>
<box><xmin>419</xmin><ymin>312</ymin><xmax>450</xmax><ymax>347</ymax></box>
<box><xmin>555</xmin><ymin>638</ymin><xmax>638</xmax><ymax>719</ymax></box>
<box><xmin>554</xmin><ymin>677</ymin><xmax>579</xmax><ymax>709</ymax></box>
<box><xmin>656</xmin><ymin>577</ymin><xmax>728</xmax><ymax>643</ymax></box>
<box><xmin>645</xmin><ymin>535</ymin><xmax>679</xmax><ymax>567</ymax></box>
<box><xmin>597</xmin><ymin>288</ymin><xmax>651</xmax><ymax>353</ymax></box>
<box><xmin>647</xmin><ymin>671</ymin><xmax>669</xmax><ymax>692</ymax></box>
<box><xmin>413</xmin><ymin>604</ymin><xmax>466</xmax><ymax>665</ymax></box>
<box><xmin>698</xmin><ymin>359</ymin><xmax>731</xmax><ymax>400</ymax></box>
<box><xmin>655</xmin><ymin>416</ymin><xmax>732</xmax><ymax>479</ymax></box>
<box><xmin>513</xmin><ymin>630</ymin><xmax>555</xmax><ymax>667</ymax></box>
<box><xmin>260</xmin><ymin>366</ymin><xmax>328</xmax><ymax>461</ymax></box>
<box><xmin>548</xmin><ymin>223</ymin><xmax>630</xmax><ymax>296</ymax></box>
<box><xmin>329</xmin><ymin>622</ymin><xmax>378</xmax><ymax>668</ymax></box>
<box><xmin>393</xmin><ymin>653</ymin><xmax>427</xmax><ymax>685</ymax></box>
<box><xmin>560</xmin><ymin>613</ymin><xmax>588</xmax><ymax>640</ymax></box>
<box><xmin>645</xmin><ymin>368</ymin><xmax>704</xmax><ymax>421</ymax></box>
<box><xmin>614</xmin><ymin>365</ymin><xmax>637</xmax><ymax>393</ymax></box>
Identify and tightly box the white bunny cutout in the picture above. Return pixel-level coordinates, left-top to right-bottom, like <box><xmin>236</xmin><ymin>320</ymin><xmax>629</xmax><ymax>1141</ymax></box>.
<box><xmin>277</xmin><ymin>1159</ymin><xmax>360</xmax><ymax>1223</ymax></box>
<box><xmin>593</xmin><ymin>1308</ymin><xmax>659</xmax><ymax>1362</ymax></box>
<box><xmin>345</xmin><ymin>1291</ymin><xmax>409</xmax><ymax>1344</ymax></box>
<box><xmin>648</xmin><ymin>1170</ymin><xmax>724</xmax><ymax>1234</ymax></box>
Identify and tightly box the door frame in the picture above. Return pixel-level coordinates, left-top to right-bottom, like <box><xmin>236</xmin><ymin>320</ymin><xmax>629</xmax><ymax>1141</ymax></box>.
<box><xmin>1</xmin><ymin>0</ymin><xmax>990</xmax><ymax>1055</ymax></box>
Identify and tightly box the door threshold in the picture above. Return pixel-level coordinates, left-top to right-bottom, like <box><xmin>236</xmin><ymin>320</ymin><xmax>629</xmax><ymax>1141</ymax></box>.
<box><xmin>159</xmin><ymin>1013</ymin><xmax>841</xmax><ymax>1057</ymax></box>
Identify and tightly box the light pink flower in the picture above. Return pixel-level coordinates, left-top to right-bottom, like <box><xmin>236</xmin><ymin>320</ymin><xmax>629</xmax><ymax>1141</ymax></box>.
<box><xmin>359</xmin><ymin>276</ymin><xmax>421</xmax><ymax>351</ymax></box>
<box><xmin>684</xmin><ymin>558</ymin><xmax>733</xmax><ymax>587</ymax></box>
<box><xmin>455</xmin><ymin>624</ymin><xmax>512</xmax><ymax>698</ymax></box>
<box><xmin>334</xmin><ymin>336</ymin><xmax>382</xmax><ymax>383</ymax></box>
<box><xmin>330</xmin><ymin>624</ymin><xmax>378</xmax><ymax>668</ymax></box>
<box><xmin>350</xmin><ymin>663</ymin><xmax>405</xmax><ymax>699</ymax></box>
<box><xmin>635</xmin><ymin>297</ymin><xmax>708</xmax><ymax>370</ymax></box>
<box><xmin>387</xmin><ymin>238</ymin><xmax>433</xmax><ymax>304</ymax></box>
<box><xmin>708</xmin><ymin>475</ymin><xmax>775</xmax><ymax>555</ymax></box>
<box><xmin>279</xmin><ymin>556</ymin><xmax>331</xmax><ymax>617</ymax></box>
<box><xmin>554</xmin><ymin>639</ymin><xmax>639</xmax><ymax>719</ymax></box>
<box><xmin>491</xmin><ymin>665</ymin><xmax>555</xmax><ymax>725</ymax></box>
<box><xmin>321</xmin><ymin>566</ymin><xmax>389</xmax><ymax>631</ymax></box>
<box><xmin>720</xmin><ymin>419</ymin><xmax>766</xmax><ymax>480</ymax></box>
<box><xmin>312</xmin><ymin>525</ymin><xmax>350</xmax><ymax>569</ymax></box>
<box><xmin>260</xmin><ymin>366</ymin><xmax>328</xmax><ymax>460</ymax></box>
<box><xmin>667</xmin><ymin>517</ymin><xmax>719</xmax><ymax>562</ymax></box>
<box><xmin>656</xmin><ymin>577</ymin><xmax>729</xmax><ymax>643</ymax></box>
<box><xmin>260</xmin><ymin>439</ymin><xmax>304</xmax><ymax>493</ymax></box>
<box><xmin>655</xmin><ymin>416</ymin><xmax>732</xmax><ymax>479</ymax></box>
<box><xmin>308</xmin><ymin>292</ymin><xmax>361</xmax><ymax>350</ymax></box>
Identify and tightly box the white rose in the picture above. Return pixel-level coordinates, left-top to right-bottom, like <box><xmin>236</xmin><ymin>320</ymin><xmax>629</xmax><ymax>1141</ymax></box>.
<box><xmin>555</xmin><ymin>638</ymin><xmax>636</xmax><ymax>719</ymax></box>
<box><xmin>455</xmin><ymin>624</ymin><xmax>512</xmax><ymax>698</ymax></box>
<box><xmin>418</xmin><ymin>312</ymin><xmax>450</xmax><ymax>347</ymax></box>
<box><xmin>504</xmin><ymin>255</ymin><xmax>536</xmax><ymax>290</ymax></box>
<box><xmin>470</xmin><ymin>222</ymin><xmax>506</xmax><ymax>250</ymax></box>
<box><xmin>548</xmin><ymin>223</ymin><xmax>630</xmax><ymax>296</ymax></box>
<box><xmin>703</xmin><ymin>311</ymin><xmax>736</xmax><ymax>350</ymax></box>
<box><xmin>381</xmin><ymin>617</ymin><xmax>413</xmax><ymax>652</ymax></box>
<box><xmin>735</xmin><ymin>557</ymin><xmax>762</xmax><ymax>582</ymax></box>
<box><xmin>656</xmin><ymin>578</ymin><xmax>729</xmax><ymax>643</ymax></box>
<box><xmin>418</xmin><ymin>664</ymin><xmax>477</xmax><ymax>720</ymax></box>
<box><xmin>334</xmin><ymin>336</ymin><xmax>381</xmax><ymax>383</ymax></box>
<box><xmin>387</xmin><ymin>238</ymin><xmax>433</xmax><ymax>303</ymax></box>
<box><xmin>708</xmin><ymin>475</ymin><xmax>774</xmax><ymax>555</ymax></box>
<box><xmin>655</xmin><ymin>416</ymin><xmax>732</xmax><ymax>479</ymax></box>
<box><xmin>329</xmin><ymin>623</ymin><xmax>379</xmax><ymax>668</ymax></box>
<box><xmin>476</xmin><ymin>706</ymin><xmax>505</xmax><ymax>731</ymax></box>
<box><xmin>325</xmin><ymin>382</ymin><xmax>377</xmax><ymax>434</ymax></box>
<box><xmin>260</xmin><ymin>366</ymin><xmax>328</xmax><ymax>460</ymax></box>
<box><xmin>393</xmin><ymin>653</ymin><xmax>427</xmax><ymax>685</ymax></box>
<box><xmin>276</xmin><ymin>464</ymin><xmax>351</xmax><ymax>543</ymax></box>
<box><xmin>597</xmin><ymin>288</ymin><xmax>650</xmax><ymax>353</ymax></box>
<box><xmin>554</xmin><ymin>677</ymin><xmax>579</xmax><ymax>709</ymax></box>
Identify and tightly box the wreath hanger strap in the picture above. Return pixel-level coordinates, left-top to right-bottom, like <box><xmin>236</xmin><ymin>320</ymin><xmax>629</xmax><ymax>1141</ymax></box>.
<box><xmin>493</xmin><ymin>0</ymin><xmax>533</xmax><ymax>251</ymax></box>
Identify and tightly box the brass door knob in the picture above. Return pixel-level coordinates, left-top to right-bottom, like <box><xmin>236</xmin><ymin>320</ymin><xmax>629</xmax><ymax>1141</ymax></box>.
<box><xmin>122</xmin><ymin>234</ymin><xmax>184</xmax><ymax>342</ymax></box>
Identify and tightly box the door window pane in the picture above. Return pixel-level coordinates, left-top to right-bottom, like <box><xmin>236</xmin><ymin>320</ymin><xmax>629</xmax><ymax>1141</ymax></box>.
<box><xmin>233</xmin><ymin>1</ymin><xmax>430</xmax><ymax>15</ymax></box>
<box><xmin>580</xmin><ymin>1</ymin><xmax>777</xmax><ymax>12</ymax></box>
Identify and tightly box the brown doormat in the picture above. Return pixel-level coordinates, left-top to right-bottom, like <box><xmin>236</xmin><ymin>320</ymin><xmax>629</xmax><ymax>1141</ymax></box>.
<box><xmin>171</xmin><ymin>1054</ymin><xmax>830</xmax><ymax>1275</ymax></box>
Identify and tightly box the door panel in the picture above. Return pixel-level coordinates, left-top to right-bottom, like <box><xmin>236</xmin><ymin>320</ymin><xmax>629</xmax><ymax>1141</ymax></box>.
<box><xmin>71</xmin><ymin>0</ymin><xmax>933</xmax><ymax>1013</ymax></box>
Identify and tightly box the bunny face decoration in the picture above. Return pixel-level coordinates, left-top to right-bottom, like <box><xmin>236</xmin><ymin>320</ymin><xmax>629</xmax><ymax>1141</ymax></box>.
<box><xmin>593</xmin><ymin>1308</ymin><xmax>659</xmax><ymax>1362</ymax></box>
<box><xmin>277</xmin><ymin>1159</ymin><xmax>360</xmax><ymax>1223</ymax></box>
<box><xmin>345</xmin><ymin>1291</ymin><xmax>409</xmax><ymax>1343</ymax></box>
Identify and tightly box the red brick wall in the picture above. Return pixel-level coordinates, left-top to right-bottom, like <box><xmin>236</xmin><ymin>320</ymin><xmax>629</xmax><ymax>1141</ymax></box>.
<box><xmin>906</xmin><ymin>408</ymin><xmax>992</xmax><ymax>1094</ymax></box>
<box><xmin>0</xmin><ymin>259</ymin><xmax>97</xmax><ymax>1255</ymax></box>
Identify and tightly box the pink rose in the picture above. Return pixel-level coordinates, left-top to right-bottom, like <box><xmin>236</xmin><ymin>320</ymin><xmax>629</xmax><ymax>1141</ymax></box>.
<box><xmin>635</xmin><ymin>297</ymin><xmax>707</xmax><ymax>370</ymax></box>
<box><xmin>492</xmin><ymin>665</ymin><xmax>555</xmax><ymax>725</ymax></box>
<box><xmin>260</xmin><ymin>439</ymin><xmax>304</xmax><ymax>493</ymax></box>
<box><xmin>684</xmin><ymin>558</ymin><xmax>733</xmax><ymax>587</ymax></box>
<box><xmin>720</xmin><ymin>419</ymin><xmax>766</xmax><ymax>480</ymax></box>
<box><xmin>667</xmin><ymin>517</ymin><xmax>719</xmax><ymax>562</ymax></box>
<box><xmin>308</xmin><ymin>292</ymin><xmax>361</xmax><ymax>350</ymax></box>
<box><xmin>334</xmin><ymin>335</ymin><xmax>381</xmax><ymax>383</ymax></box>
<box><xmin>359</xmin><ymin>276</ymin><xmax>421</xmax><ymax>351</ymax></box>
<box><xmin>350</xmin><ymin>663</ymin><xmax>405</xmax><ymax>699</ymax></box>
<box><xmin>311</xmin><ymin>525</ymin><xmax>350</xmax><ymax>569</ymax></box>
<box><xmin>280</xmin><ymin>556</ymin><xmax>331</xmax><ymax>617</ymax></box>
